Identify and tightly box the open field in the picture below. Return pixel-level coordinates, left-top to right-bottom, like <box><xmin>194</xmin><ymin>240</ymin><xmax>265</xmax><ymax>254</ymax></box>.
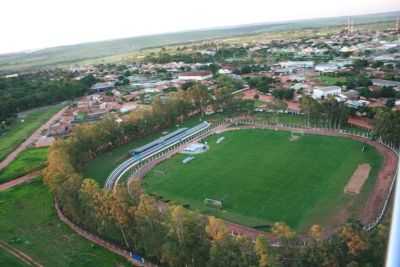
<box><xmin>83</xmin><ymin>113</ymin><xmax>369</xmax><ymax>186</ymax></box>
<box><xmin>0</xmin><ymin>104</ymin><xmax>63</xmax><ymax>161</ymax></box>
<box><xmin>0</xmin><ymin>179</ymin><xmax>129</xmax><ymax>267</ymax></box>
<box><xmin>318</xmin><ymin>75</ymin><xmax>347</xmax><ymax>86</ymax></box>
<box><xmin>143</xmin><ymin>129</ymin><xmax>382</xmax><ymax>230</ymax></box>
<box><xmin>0</xmin><ymin>248</ymin><xmax>28</xmax><ymax>267</ymax></box>
<box><xmin>0</xmin><ymin>147</ymin><xmax>48</xmax><ymax>184</ymax></box>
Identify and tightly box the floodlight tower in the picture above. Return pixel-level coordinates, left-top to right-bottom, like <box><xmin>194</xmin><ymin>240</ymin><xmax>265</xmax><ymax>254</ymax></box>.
<box><xmin>346</xmin><ymin>17</ymin><xmax>351</xmax><ymax>34</ymax></box>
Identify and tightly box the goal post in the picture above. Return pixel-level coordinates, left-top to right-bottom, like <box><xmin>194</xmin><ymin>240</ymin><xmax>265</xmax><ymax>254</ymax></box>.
<box><xmin>290</xmin><ymin>130</ymin><xmax>304</xmax><ymax>141</ymax></box>
<box><xmin>204</xmin><ymin>198</ymin><xmax>223</xmax><ymax>209</ymax></box>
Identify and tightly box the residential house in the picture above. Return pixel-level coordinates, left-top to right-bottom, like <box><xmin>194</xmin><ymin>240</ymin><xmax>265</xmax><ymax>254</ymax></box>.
<box><xmin>312</xmin><ymin>86</ymin><xmax>342</xmax><ymax>100</ymax></box>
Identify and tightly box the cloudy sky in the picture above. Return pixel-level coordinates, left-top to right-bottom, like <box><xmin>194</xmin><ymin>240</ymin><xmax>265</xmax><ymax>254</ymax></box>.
<box><xmin>1</xmin><ymin>0</ymin><xmax>399</xmax><ymax>54</ymax></box>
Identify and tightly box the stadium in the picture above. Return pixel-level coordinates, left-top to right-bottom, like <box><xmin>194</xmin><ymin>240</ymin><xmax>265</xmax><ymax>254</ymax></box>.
<box><xmin>105</xmin><ymin>118</ymin><xmax>397</xmax><ymax>233</ymax></box>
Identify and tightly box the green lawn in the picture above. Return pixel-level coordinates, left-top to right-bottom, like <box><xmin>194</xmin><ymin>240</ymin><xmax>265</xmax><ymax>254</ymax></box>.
<box><xmin>143</xmin><ymin>129</ymin><xmax>382</xmax><ymax>230</ymax></box>
<box><xmin>318</xmin><ymin>75</ymin><xmax>347</xmax><ymax>86</ymax></box>
<box><xmin>0</xmin><ymin>248</ymin><xmax>29</xmax><ymax>267</ymax></box>
<box><xmin>0</xmin><ymin>147</ymin><xmax>48</xmax><ymax>184</ymax></box>
<box><xmin>83</xmin><ymin>116</ymin><xmax>214</xmax><ymax>184</ymax></box>
<box><xmin>0</xmin><ymin>179</ymin><xmax>129</xmax><ymax>267</ymax></box>
<box><xmin>0</xmin><ymin>104</ymin><xmax>64</xmax><ymax>161</ymax></box>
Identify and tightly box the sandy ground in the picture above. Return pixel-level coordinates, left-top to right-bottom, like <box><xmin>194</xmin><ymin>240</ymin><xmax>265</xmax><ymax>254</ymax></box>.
<box><xmin>345</xmin><ymin>164</ymin><xmax>371</xmax><ymax>194</ymax></box>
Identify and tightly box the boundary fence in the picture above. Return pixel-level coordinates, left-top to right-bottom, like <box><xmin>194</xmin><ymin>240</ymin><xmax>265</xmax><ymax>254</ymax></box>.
<box><xmin>54</xmin><ymin>200</ymin><xmax>157</xmax><ymax>267</ymax></box>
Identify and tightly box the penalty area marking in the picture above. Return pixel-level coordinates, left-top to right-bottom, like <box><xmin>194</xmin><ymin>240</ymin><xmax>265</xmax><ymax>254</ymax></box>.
<box><xmin>344</xmin><ymin>163</ymin><xmax>371</xmax><ymax>194</ymax></box>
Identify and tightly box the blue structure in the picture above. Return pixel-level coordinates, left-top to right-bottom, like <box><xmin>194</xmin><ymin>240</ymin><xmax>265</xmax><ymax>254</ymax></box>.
<box><xmin>130</xmin><ymin>127</ymin><xmax>188</xmax><ymax>156</ymax></box>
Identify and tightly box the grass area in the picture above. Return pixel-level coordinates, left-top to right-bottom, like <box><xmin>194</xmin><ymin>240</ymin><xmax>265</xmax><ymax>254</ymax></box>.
<box><xmin>143</xmin><ymin>129</ymin><xmax>382</xmax><ymax>230</ymax></box>
<box><xmin>83</xmin><ymin>112</ymin><xmax>368</xmax><ymax>187</ymax></box>
<box><xmin>83</xmin><ymin>116</ymin><xmax>213</xmax><ymax>184</ymax></box>
<box><xmin>318</xmin><ymin>75</ymin><xmax>347</xmax><ymax>86</ymax></box>
<box><xmin>0</xmin><ymin>104</ymin><xmax>64</xmax><ymax>161</ymax></box>
<box><xmin>0</xmin><ymin>248</ymin><xmax>29</xmax><ymax>267</ymax></box>
<box><xmin>0</xmin><ymin>148</ymin><xmax>48</xmax><ymax>184</ymax></box>
<box><xmin>0</xmin><ymin>179</ymin><xmax>129</xmax><ymax>267</ymax></box>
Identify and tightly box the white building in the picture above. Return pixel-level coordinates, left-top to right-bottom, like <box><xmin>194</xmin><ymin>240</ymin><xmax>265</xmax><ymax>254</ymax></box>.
<box><xmin>315</xmin><ymin>64</ymin><xmax>339</xmax><ymax>73</ymax></box>
<box><xmin>178</xmin><ymin>71</ymin><xmax>213</xmax><ymax>81</ymax></box>
<box><xmin>279</xmin><ymin>61</ymin><xmax>314</xmax><ymax>69</ymax></box>
<box><xmin>218</xmin><ymin>68</ymin><xmax>232</xmax><ymax>75</ymax></box>
<box><xmin>372</xmin><ymin>79</ymin><xmax>400</xmax><ymax>88</ymax></box>
<box><xmin>312</xmin><ymin>86</ymin><xmax>342</xmax><ymax>100</ymax></box>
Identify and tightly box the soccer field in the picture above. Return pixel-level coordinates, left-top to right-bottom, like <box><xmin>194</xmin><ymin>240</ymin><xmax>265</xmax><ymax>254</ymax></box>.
<box><xmin>143</xmin><ymin>129</ymin><xmax>382</xmax><ymax>230</ymax></box>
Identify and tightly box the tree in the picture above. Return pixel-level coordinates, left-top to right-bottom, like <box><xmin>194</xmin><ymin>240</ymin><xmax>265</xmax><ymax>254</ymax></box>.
<box><xmin>206</xmin><ymin>216</ymin><xmax>229</xmax><ymax>241</ymax></box>
<box><xmin>189</xmin><ymin>83</ymin><xmax>210</xmax><ymax>116</ymax></box>
<box><xmin>374</xmin><ymin>108</ymin><xmax>400</xmax><ymax>147</ymax></box>
<box><xmin>309</xmin><ymin>224</ymin><xmax>323</xmax><ymax>241</ymax></box>
<box><xmin>162</xmin><ymin>206</ymin><xmax>210</xmax><ymax>267</ymax></box>
<box><xmin>300</xmin><ymin>96</ymin><xmax>322</xmax><ymax>126</ymax></box>
<box><xmin>267</xmin><ymin>99</ymin><xmax>288</xmax><ymax>123</ymax></box>
<box><xmin>339</xmin><ymin>224</ymin><xmax>368</xmax><ymax>256</ymax></box>
<box><xmin>208</xmin><ymin>235</ymin><xmax>257</xmax><ymax>267</ymax></box>
<box><xmin>135</xmin><ymin>195</ymin><xmax>166</xmax><ymax>262</ymax></box>
<box><xmin>255</xmin><ymin>236</ymin><xmax>270</xmax><ymax>267</ymax></box>
<box><xmin>272</xmin><ymin>222</ymin><xmax>299</xmax><ymax>266</ymax></box>
<box><xmin>272</xmin><ymin>89</ymin><xmax>294</xmax><ymax>100</ymax></box>
<box><xmin>321</xmin><ymin>98</ymin><xmax>349</xmax><ymax>129</ymax></box>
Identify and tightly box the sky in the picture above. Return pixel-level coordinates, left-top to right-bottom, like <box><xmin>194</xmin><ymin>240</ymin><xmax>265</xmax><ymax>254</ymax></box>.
<box><xmin>1</xmin><ymin>0</ymin><xmax>400</xmax><ymax>55</ymax></box>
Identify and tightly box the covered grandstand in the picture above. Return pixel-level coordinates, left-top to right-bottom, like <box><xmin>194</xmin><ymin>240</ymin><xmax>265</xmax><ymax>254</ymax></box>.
<box><xmin>104</xmin><ymin>121</ymin><xmax>211</xmax><ymax>190</ymax></box>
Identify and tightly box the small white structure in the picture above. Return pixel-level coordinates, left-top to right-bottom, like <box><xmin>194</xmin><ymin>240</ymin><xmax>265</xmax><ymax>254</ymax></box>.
<box><xmin>218</xmin><ymin>69</ymin><xmax>232</xmax><ymax>74</ymax></box>
<box><xmin>178</xmin><ymin>71</ymin><xmax>212</xmax><ymax>81</ymax></box>
<box><xmin>279</xmin><ymin>61</ymin><xmax>314</xmax><ymax>69</ymax></box>
<box><xmin>312</xmin><ymin>86</ymin><xmax>342</xmax><ymax>100</ymax></box>
<box><xmin>182</xmin><ymin>156</ymin><xmax>195</xmax><ymax>164</ymax></box>
<box><xmin>315</xmin><ymin>64</ymin><xmax>339</xmax><ymax>73</ymax></box>
<box><xmin>182</xmin><ymin>143</ymin><xmax>208</xmax><ymax>154</ymax></box>
<box><xmin>120</xmin><ymin>103</ymin><xmax>137</xmax><ymax>113</ymax></box>
<box><xmin>4</xmin><ymin>73</ymin><xmax>19</xmax><ymax>79</ymax></box>
<box><xmin>216</xmin><ymin>137</ymin><xmax>225</xmax><ymax>144</ymax></box>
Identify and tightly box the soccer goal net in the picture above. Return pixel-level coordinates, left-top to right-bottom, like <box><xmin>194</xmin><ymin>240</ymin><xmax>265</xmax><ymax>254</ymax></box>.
<box><xmin>204</xmin><ymin>198</ymin><xmax>223</xmax><ymax>209</ymax></box>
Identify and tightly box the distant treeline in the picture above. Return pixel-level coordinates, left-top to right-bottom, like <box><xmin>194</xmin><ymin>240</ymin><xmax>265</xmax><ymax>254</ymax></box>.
<box><xmin>0</xmin><ymin>74</ymin><xmax>95</xmax><ymax>123</ymax></box>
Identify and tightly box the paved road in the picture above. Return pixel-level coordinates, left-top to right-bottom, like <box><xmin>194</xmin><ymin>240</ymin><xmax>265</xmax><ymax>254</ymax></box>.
<box><xmin>0</xmin><ymin>106</ymin><xmax>68</xmax><ymax>172</ymax></box>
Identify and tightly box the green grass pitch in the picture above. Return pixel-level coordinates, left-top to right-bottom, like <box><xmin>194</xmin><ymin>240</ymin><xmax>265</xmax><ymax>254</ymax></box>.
<box><xmin>143</xmin><ymin>129</ymin><xmax>382</xmax><ymax>230</ymax></box>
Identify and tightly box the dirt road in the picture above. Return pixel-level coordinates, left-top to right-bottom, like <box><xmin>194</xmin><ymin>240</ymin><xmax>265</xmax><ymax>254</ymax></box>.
<box><xmin>0</xmin><ymin>106</ymin><xmax>68</xmax><ymax>172</ymax></box>
<box><xmin>0</xmin><ymin>172</ymin><xmax>41</xmax><ymax>191</ymax></box>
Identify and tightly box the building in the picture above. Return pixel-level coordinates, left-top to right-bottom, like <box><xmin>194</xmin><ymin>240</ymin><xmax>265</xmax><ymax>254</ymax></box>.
<box><xmin>218</xmin><ymin>68</ymin><xmax>232</xmax><ymax>74</ymax></box>
<box><xmin>279</xmin><ymin>61</ymin><xmax>314</xmax><ymax>69</ymax></box>
<box><xmin>178</xmin><ymin>71</ymin><xmax>213</xmax><ymax>81</ymax></box>
<box><xmin>315</xmin><ymin>64</ymin><xmax>339</xmax><ymax>73</ymax></box>
<box><xmin>4</xmin><ymin>73</ymin><xmax>19</xmax><ymax>79</ymax></box>
<box><xmin>90</xmin><ymin>82</ymin><xmax>115</xmax><ymax>93</ymax></box>
<box><xmin>372</xmin><ymin>79</ymin><xmax>400</xmax><ymax>88</ymax></box>
<box><xmin>312</xmin><ymin>86</ymin><xmax>342</xmax><ymax>100</ymax></box>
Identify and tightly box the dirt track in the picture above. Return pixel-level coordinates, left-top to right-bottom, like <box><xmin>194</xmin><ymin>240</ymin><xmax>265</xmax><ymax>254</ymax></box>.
<box><xmin>0</xmin><ymin>106</ymin><xmax>68</xmax><ymax>172</ymax></box>
<box><xmin>0</xmin><ymin>171</ymin><xmax>40</xmax><ymax>191</ymax></box>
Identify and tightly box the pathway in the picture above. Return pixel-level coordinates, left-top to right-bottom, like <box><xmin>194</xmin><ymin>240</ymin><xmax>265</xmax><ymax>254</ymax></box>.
<box><xmin>0</xmin><ymin>106</ymin><xmax>68</xmax><ymax>171</ymax></box>
<box><xmin>54</xmin><ymin>201</ymin><xmax>156</xmax><ymax>267</ymax></box>
<box><xmin>0</xmin><ymin>171</ymin><xmax>41</xmax><ymax>191</ymax></box>
<box><xmin>0</xmin><ymin>240</ymin><xmax>43</xmax><ymax>267</ymax></box>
